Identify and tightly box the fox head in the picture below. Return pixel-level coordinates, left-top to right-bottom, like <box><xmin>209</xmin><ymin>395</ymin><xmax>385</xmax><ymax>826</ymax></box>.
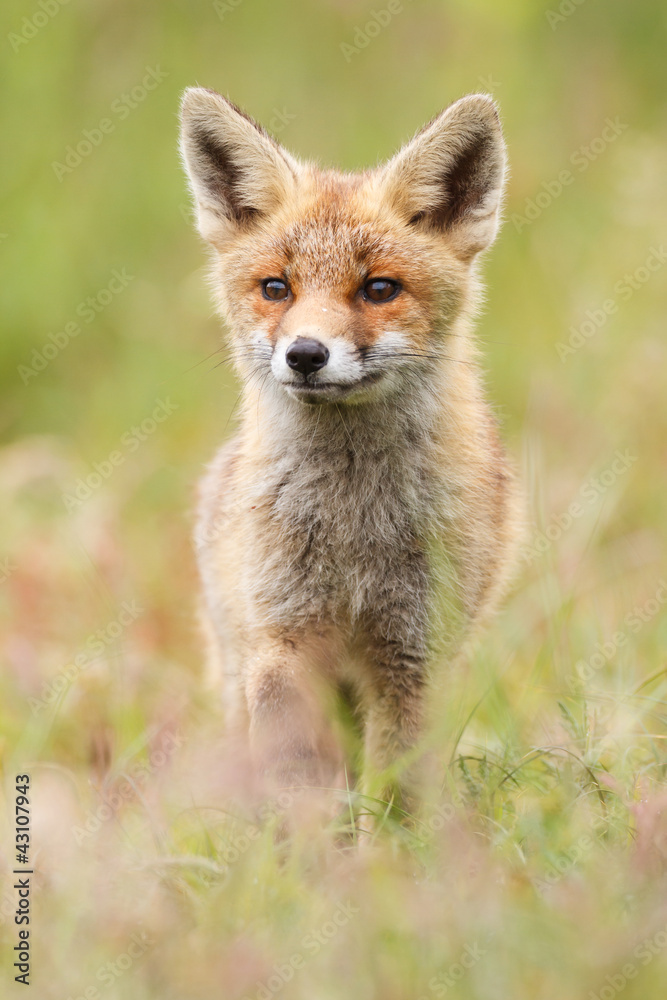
<box><xmin>180</xmin><ymin>88</ymin><xmax>506</xmax><ymax>407</ymax></box>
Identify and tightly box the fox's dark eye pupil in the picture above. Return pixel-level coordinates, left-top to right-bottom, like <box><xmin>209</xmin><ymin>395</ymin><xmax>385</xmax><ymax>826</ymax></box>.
<box><xmin>262</xmin><ymin>279</ymin><xmax>289</xmax><ymax>301</ymax></box>
<box><xmin>364</xmin><ymin>278</ymin><xmax>400</xmax><ymax>302</ymax></box>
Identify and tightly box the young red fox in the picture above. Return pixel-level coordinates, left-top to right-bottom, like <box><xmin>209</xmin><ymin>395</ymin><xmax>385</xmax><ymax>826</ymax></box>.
<box><xmin>180</xmin><ymin>87</ymin><xmax>523</xmax><ymax>810</ymax></box>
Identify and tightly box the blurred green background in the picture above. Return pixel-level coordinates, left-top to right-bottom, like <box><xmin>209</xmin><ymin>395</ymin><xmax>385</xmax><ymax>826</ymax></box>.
<box><xmin>2</xmin><ymin>2</ymin><xmax>667</xmax><ymax>998</ymax></box>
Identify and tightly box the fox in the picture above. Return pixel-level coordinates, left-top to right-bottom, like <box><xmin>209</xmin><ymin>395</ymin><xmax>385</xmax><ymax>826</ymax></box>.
<box><xmin>179</xmin><ymin>87</ymin><xmax>523</xmax><ymax>814</ymax></box>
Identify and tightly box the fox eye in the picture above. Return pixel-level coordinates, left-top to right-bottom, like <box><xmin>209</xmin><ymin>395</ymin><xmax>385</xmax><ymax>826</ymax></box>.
<box><xmin>261</xmin><ymin>278</ymin><xmax>290</xmax><ymax>301</ymax></box>
<box><xmin>363</xmin><ymin>278</ymin><xmax>400</xmax><ymax>303</ymax></box>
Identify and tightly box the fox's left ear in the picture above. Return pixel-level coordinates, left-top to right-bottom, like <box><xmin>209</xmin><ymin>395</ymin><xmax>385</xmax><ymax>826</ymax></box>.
<box><xmin>379</xmin><ymin>94</ymin><xmax>506</xmax><ymax>261</ymax></box>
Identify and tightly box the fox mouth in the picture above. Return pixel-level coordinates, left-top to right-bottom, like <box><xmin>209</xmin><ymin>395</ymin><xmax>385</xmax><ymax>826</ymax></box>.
<box><xmin>282</xmin><ymin>372</ymin><xmax>382</xmax><ymax>403</ymax></box>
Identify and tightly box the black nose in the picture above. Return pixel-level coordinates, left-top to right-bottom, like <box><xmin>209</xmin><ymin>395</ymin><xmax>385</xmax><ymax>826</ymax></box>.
<box><xmin>285</xmin><ymin>338</ymin><xmax>329</xmax><ymax>376</ymax></box>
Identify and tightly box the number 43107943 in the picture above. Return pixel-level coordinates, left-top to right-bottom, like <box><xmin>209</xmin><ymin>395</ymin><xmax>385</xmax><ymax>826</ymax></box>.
<box><xmin>15</xmin><ymin>774</ymin><xmax>30</xmax><ymax>864</ymax></box>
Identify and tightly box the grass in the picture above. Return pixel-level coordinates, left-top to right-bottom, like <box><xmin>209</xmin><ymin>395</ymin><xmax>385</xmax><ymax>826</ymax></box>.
<box><xmin>1</xmin><ymin>0</ymin><xmax>667</xmax><ymax>997</ymax></box>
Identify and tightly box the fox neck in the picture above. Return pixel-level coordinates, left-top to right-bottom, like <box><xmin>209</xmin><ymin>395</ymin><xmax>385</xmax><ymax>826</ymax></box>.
<box><xmin>244</xmin><ymin>364</ymin><xmax>446</xmax><ymax>467</ymax></box>
<box><xmin>234</xmin><ymin>353</ymin><xmax>470</xmax><ymax>554</ymax></box>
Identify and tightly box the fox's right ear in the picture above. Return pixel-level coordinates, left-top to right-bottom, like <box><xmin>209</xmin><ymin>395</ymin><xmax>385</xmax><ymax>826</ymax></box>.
<box><xmin>179</xmin><ymin>88</ymin><xmax>299</xmax><ymax>246</ymax></box>
<box><xmin>379</xmin><ymin>94</ymin><xmax>507</xmax><ymax>261</ymax></box>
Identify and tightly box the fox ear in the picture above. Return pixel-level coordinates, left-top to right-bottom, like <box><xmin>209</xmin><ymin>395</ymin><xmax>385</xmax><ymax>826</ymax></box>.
<box><xmin>380</xmin><ymin>94</ymin><xmax>506</xmax><ymax>260</ymax></box>
<box><xmin>179</xmin><ymin>87</ymin><xmax>298</xmax><ymax>245</ymax></box>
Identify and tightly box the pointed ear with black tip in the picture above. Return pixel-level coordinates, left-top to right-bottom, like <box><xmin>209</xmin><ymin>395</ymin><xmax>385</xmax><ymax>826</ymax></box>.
<box><xmin>179</xmin><ymin>87</ymin><xmax>299</xmax><ymax>246</ymax></box>
<box><xmin>379</xmin><ymin>94</ymin><xmax>507</xmax><ymax>261</ymax></box>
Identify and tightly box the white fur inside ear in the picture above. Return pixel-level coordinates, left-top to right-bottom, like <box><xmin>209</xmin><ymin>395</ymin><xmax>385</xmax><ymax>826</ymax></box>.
<box><xmin>196</xmin><ymin>202</ymin><xmax>236</xmax><ymax>244</ymax></box>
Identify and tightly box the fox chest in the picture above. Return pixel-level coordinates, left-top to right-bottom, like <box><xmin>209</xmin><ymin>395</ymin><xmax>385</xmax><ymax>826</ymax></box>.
<box><xmin>242</xmin><ymin>447</ymin><xmax>443</xmax><ymax>627</ymax></box>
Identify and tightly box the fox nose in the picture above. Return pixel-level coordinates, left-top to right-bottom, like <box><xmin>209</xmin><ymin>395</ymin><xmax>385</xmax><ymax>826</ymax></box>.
<box><xmin>285</xmin><ymin>337</ymin><xmax>329</xmax><ymax>375</ymax></box>
<box><xmin>285</xmin><ymin>338</ymin><xmax>329</xmax><ymax>376</ymax></box>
